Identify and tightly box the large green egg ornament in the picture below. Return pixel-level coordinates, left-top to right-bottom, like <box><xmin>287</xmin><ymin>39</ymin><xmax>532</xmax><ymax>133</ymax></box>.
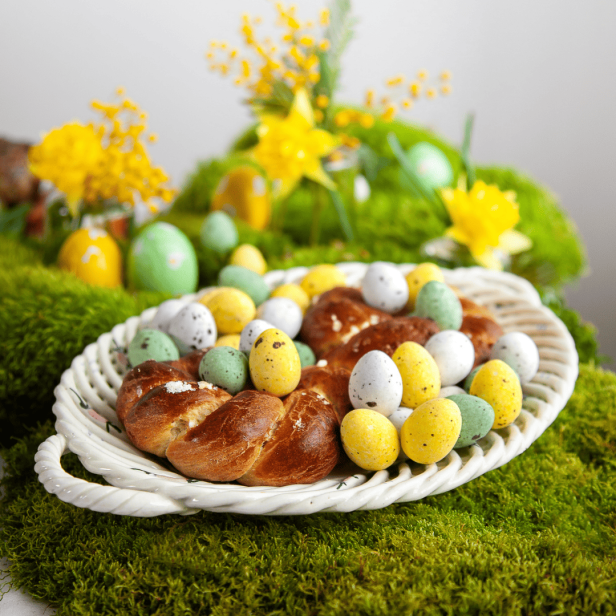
<box><xmin>127</xmin><ymin>222</ymin><xmax>198</xmax><ymax>295</ymax></box>
<box><xmin>399</xmin><ymin>142</ymin><xmax>454</xmax><ymax>194</ymax></box>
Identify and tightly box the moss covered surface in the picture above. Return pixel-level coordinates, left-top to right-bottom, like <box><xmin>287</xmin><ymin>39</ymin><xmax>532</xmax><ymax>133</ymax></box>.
<box><xmin>0</xmin><ymin>364</ymin><xmax>615</xmax><ymax>615</ymax></box>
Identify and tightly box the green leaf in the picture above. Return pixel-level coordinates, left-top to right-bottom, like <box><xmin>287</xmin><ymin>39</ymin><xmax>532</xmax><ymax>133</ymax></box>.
<box><xmin>328</xmin><ymin>189</ymin><xmax>354</xmax><ymax>241</ymax></box>
<box><xmin>322</xmin><ymin>0</ymin><xmax>358</xmax><ymax>97</ymax></box>
<box><xmin>357</xmin><ymin>144</ymin><xmax>389</xmax><ymax>182</ymax></box>
<box><xmin>0</xmin><ymin>203</ymin><xmax>30</xmax><ymax>237</ymax></box>
<box><xmin>461</xmin><ymin>114</ymin><xmax>476</xmax><ymax>186</ymax></box>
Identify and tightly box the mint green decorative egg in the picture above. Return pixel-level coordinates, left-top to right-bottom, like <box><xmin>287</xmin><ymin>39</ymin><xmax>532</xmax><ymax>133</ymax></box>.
<box><xmin>200</xmin><ymin>211</ymin><xmax>239</xmax><ymax>254</ymax></box>
<box><xmin>400</xmin><ymin>142</ymin><xmax>454</xmax><ymax>194</ymax></box>
<box><xmin>127</xmin><ymin>222</ymin><xmax>198</xmax><ymax>295</ymax></box>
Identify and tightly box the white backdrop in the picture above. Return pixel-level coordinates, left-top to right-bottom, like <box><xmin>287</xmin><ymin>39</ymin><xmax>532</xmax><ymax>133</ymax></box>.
<box><xmin>1</xmin><ymin>0</ymin><xmax>615</xmax><ymax>367</ymax></box>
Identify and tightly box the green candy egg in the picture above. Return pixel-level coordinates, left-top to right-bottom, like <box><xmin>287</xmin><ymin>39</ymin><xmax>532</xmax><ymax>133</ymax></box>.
<box><xmin>447</xmin><ymin>393</ymin><xmax>495</xmax><ymax>448</ymax></box>
<box><xmin>293</xmin><ymin>341</ymin><xmax>316</xmax><ymax>368</ymax></box>
<box><xmin>200</xmin><ymin>211</ymin><xmax>239</xmax><ymax>254</ymax></box>
<box><xmin>399</xmin><ymin>142</ymin><xmax>454</xmax><ymax>195</ymax></box>
<box><xmin>198</xmin><ymin>346</ymin><xmax>248</xmax><ymax>395</ymax></box>
<box><xmin>127</xmin><ymin>222</ymin><xmax>198</xmax><ymax>295</ymax></box>
<box><xmin>218</xmin><ymin>264</ymin><xmax>270</xmax><ymax>307</ymax></box>
<box><xmin>414</xmin><ymin>280</ymin><xmax>462</xmax><ymax>330</ymax></box>
<box><xmin>128</xmin><ymin>328</ymin><xmax>180</xmax><ymax>367</ymax></box>
<box><xmin>464</xmin><ymin>365</ymin><xmax>482</xmax><ymax>392</ymax></box>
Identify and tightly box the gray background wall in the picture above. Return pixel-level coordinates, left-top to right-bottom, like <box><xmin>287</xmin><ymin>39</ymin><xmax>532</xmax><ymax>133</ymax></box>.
<box><xmin>1</xmin><ymin>0</ymin><xmax>614</xmax><ymax>368</ymax></box>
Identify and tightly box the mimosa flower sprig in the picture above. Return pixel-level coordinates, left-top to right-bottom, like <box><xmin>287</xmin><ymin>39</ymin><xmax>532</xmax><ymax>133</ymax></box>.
<box><xmin>28</xmin><ymin>89</ymin><xmax>176</xmax><ymax>218</ymax></box>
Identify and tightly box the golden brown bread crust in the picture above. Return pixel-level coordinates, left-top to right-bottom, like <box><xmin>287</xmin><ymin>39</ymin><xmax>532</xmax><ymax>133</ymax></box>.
<box><xmin>460</xmin><ymin>315</ymin><xmax>504</xmax><ymax>367</ymax></box>
<box><xmin>297</xmin><ymin>365</ymin><xmax>352</xmax><ymax>423</ymax></box>
<box><xmin>460</xmin><ymin>297</ymin><xmax>498</xmax><ymax>321</ymax></box>
<box><xmin>300</xmin><ymin>287</ymin><xmax>391</xmax><ymax>357</ymax></box>
<box><xmin>165</xmin><ymin>348</ymin><xmax>209</xmax><ymax>379</ymax></box>
<box><xmin>320</xmin><ymin>316</ymin><xmax>440</xmax><ymax>372</ymax></box>
<box><xmin>238</xmin><ymin>389</ymin><xmax>341</xmax><ymax>487</ymax></box>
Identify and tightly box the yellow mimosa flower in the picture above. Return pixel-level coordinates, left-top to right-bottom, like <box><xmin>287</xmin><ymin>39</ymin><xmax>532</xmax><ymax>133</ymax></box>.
<box><xmin>253</xmin><ymin>88</ymin><xmax>338</xmax><ymax>197</ymax></box>
<box><xmin>441</xmin><ymin>180</ymin><xmax>531</xmax><ymax>270</ymax></box>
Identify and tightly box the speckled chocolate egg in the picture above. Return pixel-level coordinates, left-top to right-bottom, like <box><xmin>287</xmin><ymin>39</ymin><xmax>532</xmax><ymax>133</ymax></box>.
<box><xmin>167</xmin><ymin>302</ymin><xmax>217</xmax><ymax>354</ymax></box>
<box><xmin>300</xmin><ymin>264</ymin><xmax>346</xmax><ymax>298</ymax></box>
<box><xmin>349</xmin><ymin>350</ymin><xmax>403</xmax><ymax>417</ymax></box>
<box><xmin>127</xmin><ymin>328</ymin><xmax>179</xmax><ymax>366</ymax></box>
<box><xmin>293</xmin><ymin>341</ymin><xmax>316</xmax><ymax>368</ymax></box>
<box><xmin>469</xmin><ymin>359</ymin><xmax>522</xmax><ymax>429</ymax></box>
<box><xmin>148</xmin><ymin>299</ymin><xmax>186</xmax><ymax>334</ymax></box>
<box><xmin>392</xmin><ymin>341</ymin><xmax>441</xmax><ymax>409</ymax></box>
<box><xmin>388</xmin><ymin>407</ymin><xmax>414</xmax><ymax>461</ymax></box>
<box><xmin>341</xmin><ymin>409</ymin><xmax>400</xmax><ymax>471</ymax></box>
<box><xmin>362</xmin><ymin>262</ymin><xmax>409</xmax><ymax>313</ymax></box>
<box><xmin>127</xmin><ymin>222</ymin><xmax>198</xmax><ymax>295</ymax></box>
<box><xmin>256</xmin><ymin>297</ymin><xmax>303</xmax><ymax>339</ymax></box>
<box><xmin>229</xmin><ymin>244</ymin><xmax>267</xmax><ymax>275</ymax></box>
<box><xmin>215</xmin><ymin>334</ymin><xmax>241</xmax><ymax>349</ymax></box>
<box><xmin>202</xmin><ymin>287</ymin><xmax>256</xmax><ymax>335</ymax></box>
<box><xmin>400</xmin><ymin>398</ymin><xmax>462</xmax><ymax>465</ymax></box>
<box><xmin>425</xmin><ymin>330</ymin><xmax>475</xmax><ymax>386</ymax></box>
<box><xmin>200</xmin><ymin>211</ymin><xmax>239</xmax><ymax>254</ymax></box>
<box><xmin>249</xmin><ymin>328</ymin><xmax>301</xmax><ymax>396</ymax></box>
<box><xmin>464</xmin><ymin>366</ymin><xmax>481</xmax><ymax>392</ymax></box>
<box><xmin>270</xmin><ymin>283</ymin><xmax>310</xmax><ymax>315</ymax></box>
<box><xmin>446</xmin><ymin>393</ymin><xmax>495</xmax><ymax>448</ymax></box>
<box><xmin>491</xmin><ymin>331</ymin><xmax>540</xmax><ymax>384</ymax></box>
<box><xmin>438</xmin><ymin>385</ymin><xmax>466</xmax><ymax>398</ymax></box>
<box><xmin>218</xmin><ymin>264</ymin><xmax>270</xmax><ymax>307</ymax></box>
<box><xmin>414</xmin><ymin>280</ymin><xmax>462</xmax><ymax>330</ymax></box>
<box><xmin>239</xmin><ymin>319</ymin><xmax>275</xmax><ymax>354</ymax></box>
<box><xmin>199</xmin><ymin>346</ymin><xmax>249</xmax><ymax>395</ymax></box>
<box><xmin>405</xmin><ymin>262</ymin><xmax>444</xmax><ymax>310</ymax></box>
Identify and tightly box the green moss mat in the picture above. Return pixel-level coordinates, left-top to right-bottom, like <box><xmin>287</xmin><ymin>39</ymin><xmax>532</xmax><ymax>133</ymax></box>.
<box><xmin>1</xmin><ymin>364</ymin><xmax>615</xmax><ymax>615</ymax></box>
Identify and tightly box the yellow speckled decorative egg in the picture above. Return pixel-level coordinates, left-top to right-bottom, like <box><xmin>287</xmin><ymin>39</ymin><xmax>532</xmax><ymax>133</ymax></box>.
<box><xmin>215</xmin><ymin>334</ymin><xmax>241</xmax><ymax>349</ymax></box>
<box><xmin>405</xmin><ymin>262</ymin><xmax>444</xmax><ymax>310</ymax></box>
<box><xmin>198</xmin><ymin>286</ymin><xmax>236</xmax><ymax>306</ymax></box>
<box><xmin>300</xmin><ymin>264</ymin><xmax>346</xmax><ymax>298</ymax></box>
<box><xmin>202</xmin><ymin>288</ymin><xmax>256</xmax><ymax>335</ymax></box>
<box><xmin>470</xmin><ymin>359</ymin><xmax>523</xmax><ymax>429</ymax></box>
<box><xmin>400</xmin><ymin>398</ymin><xmax>461</xmax><ymax>464</ymax></box>
<box><xmin>211</xmin><ymin>166</ymin><xmax>271</xmax><ymax>230</ymax></box>
<box><xmin>270</xmin><ymin>283</ymin><xmax>310</xmax><ymax>314</ymax></box>
<box><xmin>392</xmin><ymin>341</ymin><xmax>441</xmax><ymax>408</ymax></box>
<box><xmin>57</xmin><ymin>227</ymin><xmax>122</xmax><ymax>288</ymax></box>
<box><xmin>229</xmin><ymin>244</ymin><xmax>267</xmax><ymax>275</ymax></box>
<box><xmin>340</xmin><ymin>409</ymin><xmax>400</xmax><ymax>471</ymax></box>
<box><xmin>249</xmin><ymin>328</ymin><xmax>301</xmax><ymax>397</ymax></box>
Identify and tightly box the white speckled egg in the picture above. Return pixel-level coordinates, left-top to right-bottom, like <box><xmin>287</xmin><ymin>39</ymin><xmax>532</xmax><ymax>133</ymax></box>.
<box><xmin>388</xmin><ymin>406</ymin><xmax>414</xmax><ymax>461</ymax></box>
<box><xmin>361</xmin><ymin>262</ymin><xmax>409</xmax><ymax>314</ymax></box>
<box><xmin>491</xmin><ymin>331</ymin><xmax>540</xmax><ymax>384</ymax></box>
<box><xmin>148</xmin><ymin>299</ymin><xmax>186</xmax><ymax>334</ymax></box>
<box><xmin>167</xmin><ymin>302</ymin><xmax>217</xmax><ymax>354</ymax></box>
<box><xmin>256</xmin><ymin>297</ymin><xmax>303</xmax><ymax>339</ymax></box>
<box><xmin>425</xmin><ymin>330</ymin><xmax>475</xmax><ymax>386</ymax></box>
<box><xmin>438</xmin><ymin>385</ymin><xmax>466</xmax><ymax>398</ymax></box>
<box><xmin>239</xmin><ymin>319</ymin><xmax>275</xmax><ymax>354</ymax></box>
<box><xmin>349</xmin><ymin>350</ymin><xmax>403</xmax><ymax>417</ymax></box>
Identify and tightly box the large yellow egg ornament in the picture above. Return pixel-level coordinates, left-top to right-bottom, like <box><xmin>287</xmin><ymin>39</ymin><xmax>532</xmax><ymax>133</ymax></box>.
<box><xmin>211</xmin><ymin>166</ymin><xmax>271</xmax><ymax>230</ymax></box>
<box><xmin>57</xmin><ymin>228</ymin><xmax>123</xmax><ymax>287</ymax></box>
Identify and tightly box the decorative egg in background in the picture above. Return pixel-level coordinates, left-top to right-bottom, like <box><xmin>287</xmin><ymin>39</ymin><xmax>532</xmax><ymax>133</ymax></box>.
<box><xmin>210</xmin><ymin>166</ymin><xmax>271</xmax><ymax>230</ymax></box>
<box><xmin>127</xmin><ymin>222</ymin><xmax>198</xmax><ymax>295</ymax></box>
<box><xmin>399</xmin><ymin>142</ymin><xmax>454</xmax><ymax>194</ymax></box>
<box><xmin>200</xmin><ymin>211</ymin><xmax>239</xmax><ymax>254</ymax></box>
<box><xmin>57</xmin><ymin>227</ymin><xmax>123</xmax><ymax>288</ymax></box>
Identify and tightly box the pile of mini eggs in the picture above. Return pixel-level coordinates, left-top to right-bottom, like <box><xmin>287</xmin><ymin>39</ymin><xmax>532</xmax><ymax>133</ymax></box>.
<box><xmin>125</xmin><ymin>258</ymin><xmax>541</xmax><ymax>475</ymax></box>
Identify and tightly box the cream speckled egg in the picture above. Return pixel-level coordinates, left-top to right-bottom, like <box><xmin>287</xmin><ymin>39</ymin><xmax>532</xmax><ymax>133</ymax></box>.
<box><xmin>300</xmin><ymin>264</ymin><xmax>346</xmax><ymax>298</ymax></box>
<box><xmin>400</xmin><ymin>398</ymin><xmax>462</xmax><ymax>465</ymax></box>
<box><xmin>405</xmin><ymin>262</ymin><xmax>444</xmax><ymax>310</ymax></box>
<box><xmin>167</xmin><ymin>303</ymin><xmax>217</xmax><ymax>354</ymax></box>
<box><xmin>270</xmin><ymin>283</ymin><xmax>310</xmax><ymax>315</ymax></box>
<box><xmin>256</xmin><ymin>297</ymin><xmax>303</xmax><ymax>339</ymax></box>
<box><xmin>341</xmin><ymin>408</ymin><xmax>400</xmax><ymax>471</ymax></box>
<box><xmin>349</xmin><ymin>350</ymin><xmax>403</xmax><ymax>417</ymax></box>
<box><xmin>229</xmin><ymin>244</ymin><xmax>267</xmax><ymax>275</ymax></box>
<box><xmin>249</xmin><ymin>328</ymin><xmax>301</xmax><ymax>397</ymax></box>
<box><xmin>202</xmin><ymin>288</ymin><xmax>256</xmax><ymax>335</ymax></box>
<box><xmin>239</xmin><ymin>319</ymin><xmax>275</xmax><ymax>354</ymax></box>
<box><xmin>361</xmin><ymin>262</ymin><xmax>409</xmax><ymax>313</ymax></box>
<box><xmin>392</xmin><ymin>341</ymin><xmax>441</xmax><ymax>409</ymax></box>
<box><xmin>491</xmin><ymin>331</ymin><xmax>540</xmax><ymax>384</ymax></box>
<box><xmin>438</xmin><ymin>385</ymin><xmax>466</xmax><ymax>398</ymax></box>
<box><xmin>425</xmin><ymin>330</ymin><xmax>475</xmax><ymax>386</ymax></box>
<box><xmin>469</xmin><ymin>359</ymin><xmax>522</xmax><ymax>429</ymax></box>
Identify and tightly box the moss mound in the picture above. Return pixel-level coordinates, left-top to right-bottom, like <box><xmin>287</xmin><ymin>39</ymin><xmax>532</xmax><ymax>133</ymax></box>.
<box><xmin>1</xmin><ymin>364</ymin><xmax>615</xmax><ymax>615</ymax></box>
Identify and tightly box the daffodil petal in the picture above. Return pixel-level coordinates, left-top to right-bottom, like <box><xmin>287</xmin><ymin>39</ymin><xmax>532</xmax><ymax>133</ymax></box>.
<box><xmin>498</xmin><ymin>229</ymin><xmax>532</xmax><ymax>255</ymax></box>
<box><xmin>305</xmin><ymin>165</ymin><xmax>336</xmax><ymax>190</ymax></box>
<box><xmin>290</xmin><ymin>88</ymin><xmax>315</xmax><ymax>128</ymax></box>
<box><xmin>473</xmin><ymin>247</ymin><xmax>503</xmax><ymax>271</ymax></box>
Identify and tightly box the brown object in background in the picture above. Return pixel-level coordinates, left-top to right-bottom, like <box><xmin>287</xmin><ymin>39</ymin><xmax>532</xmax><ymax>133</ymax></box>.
<box><xmin>460</xmin><ymin>315</ymin><xmax>504</xmax><ymax>367</ymax></box>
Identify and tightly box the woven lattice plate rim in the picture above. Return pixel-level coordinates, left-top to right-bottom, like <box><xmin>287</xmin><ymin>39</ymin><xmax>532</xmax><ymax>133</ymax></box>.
<box><xmin>34</xmin><ymin>263</ymin><xmax>579</xmax><ymax>516</ymax></box>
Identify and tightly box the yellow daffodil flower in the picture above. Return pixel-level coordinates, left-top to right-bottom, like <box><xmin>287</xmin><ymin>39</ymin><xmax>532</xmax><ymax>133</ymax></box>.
<box><xmin>253</xmin><ymin>88</ymin><xmax>338</xmax><ymax>197</ymax></box>
<box><xmin>441</xmin><ymin>180</ymin><xmax>531</xmax><ymax>270</ymax></box>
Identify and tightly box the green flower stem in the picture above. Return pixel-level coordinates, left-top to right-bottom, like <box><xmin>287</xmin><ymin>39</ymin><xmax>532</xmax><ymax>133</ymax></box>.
<box><xmin>310</xmin><ymin>183</ymin><xmax>327</xmax><ymax>246</ymax></box>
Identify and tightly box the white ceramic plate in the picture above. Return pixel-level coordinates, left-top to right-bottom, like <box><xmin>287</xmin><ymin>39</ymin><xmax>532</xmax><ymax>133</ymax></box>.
<box><xmin>34</xmin><ymin>263</ymin><xmax>578</xmax><ymax>517</ymax></box>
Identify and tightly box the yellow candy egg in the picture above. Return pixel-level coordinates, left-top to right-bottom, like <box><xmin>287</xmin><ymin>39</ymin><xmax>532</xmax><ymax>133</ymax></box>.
<box><xmin>405</xmin><ymin>262</ymin><xmax>444</xmax><ymax>310</ymax></box>
<box><xmin>400</xmin><ymin>398</ymin><xmax>462</xmax><ymax>465</ymax></box>
<box><xmin>470</xmin><ymin>359</ymin><xmax>523</xmax><ymax>429</ymax></box>
<box><xmin>229</xmin><ymin>244</ymin><xmax>267</xmax><ymax>275</ymax></box>
<box><xmin>392</xmin><ymin>341</ymin><xmax>441</xmax><ymax>408</ymax></box>
<box><xmin>249</xmin><ymin>328</ymin><xmax>301</xmax><ymax>397</ymax></box>
<box><xmin>211</xmin><ymin>166</ymin><xmax>271</xmax><ymax>230</ymax></box>
<box><xmin>57</xmin><ymin>228</ymin><xmax>122</xmax><ymax>288</ymax></box>
<box><xmin>198</xmin><ymin>286</ymin><xmax>236</xmax><ymax>306</ymax></box>
<box><xmin>202</xmin><ymin>288</ymin><xmax>256</xmax><ymax>335</ymax></box>
<box><xmin>215</xmin><ymin>334</ymin><xmax>241</xmax><ymax>349</ymax></box>
<box><xmin>340</xmin><ymin>409</ymin><xmax>400</xmax><ymax>471</ymax></box>
<box><xmin>270</xmin><ymin>283</ymin><xmax>310</xmax><ymax>315</ymax></box>
<box><xmin>300</xmin><ymin>264</ymin><xmax>346</xmax><ymax>298</ymax></box>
